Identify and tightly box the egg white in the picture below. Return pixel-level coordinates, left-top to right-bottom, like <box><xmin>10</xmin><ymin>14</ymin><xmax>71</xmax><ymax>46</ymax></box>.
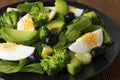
<box><xmin>68</xmin><ymin>29</ymin><xmax>103</xmax><ymax>53</ymax></box>
<box><xmin>46</xmin><ymin>7</ymin><xmax>55</xmax><ymax>11</ymax></box>
<box><xmin>73</xmin><ymin>8</ymin><xmax>83</xmax><ymax>16</ymax></box>
<box><xmin>0</xmin><ymin>42</ymin><xmax>35</xmax><ymax>61</ymax></box>
<box><xmin>17</xmin><ymin>14</ymin><xmax>35</xmax><ymax>31</ymax></box>
<box><xmin>7</xmin><ymin>7</ymin><xmax>18</xmax><ymax>12</ymax></box>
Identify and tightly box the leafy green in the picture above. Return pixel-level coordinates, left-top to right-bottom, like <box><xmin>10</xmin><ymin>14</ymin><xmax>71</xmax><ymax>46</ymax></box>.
<box><xmin>40</xmin><ymin>49</ymin><xmax>70</xmax><ymax>76</ymax></box>
<box><xmin>0</xmin><ymin>59</ymin><xmax>44</xmax><ymax>74</ymax></box>
<box><xmin>32</xmin><ymin>41</ymin><xmax>42</xmax><ymax>55</ymax></box>
<box><xmin>83</xmin><ymin>11</ymin><xmax>104</xmax><ymax>26</ymax></box>
<box><xmin>54</xmin><ymin>32</ymin><xmax>66</xmax><ymax>49</ymax></box>
<box><xmin>17</xmin><ymin>2</ymin><xmax>43</xmax><ymax>13</ymax></box>
<box><xmin>66</xmin><ymin>30</ymin><xmax>80</xmax><ymax>43</ymax></box>
<box><xmin>0</xmin><ymin>10</ymin><xmax>19</xmax><ymax>28</ymax></box>
<box><xmin>0</xmin><ymin>59</ymin><xmax>45</xmax><ymax>74</ymax></box>
<box><xmin>0</xmin><ymin>61</ymin><xmax>18</xmax><ymax>73</ymax></box>
<box><xmin>92</xmin><ymin>16</ymin><xmax>104</xmax><ymax>26</ymax></box>
<box><xmin>65</xmin><ymin>17</ymin><xmax>92</xmax><ymax>42</ymax></box>
<box><xmin>20</xmin><ymin>63</ymin><xmax>44</xmax><ymax>74</ymax></box>
<box><xmin>0</xmin><ymin>59</ymin><xmax>28</xmax><ymax>73</ymax></box>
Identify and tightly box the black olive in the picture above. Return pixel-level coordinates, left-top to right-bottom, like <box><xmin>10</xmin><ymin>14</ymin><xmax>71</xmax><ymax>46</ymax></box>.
<box><xmin>28</xmin><ymin>53</ymin><xmax>41</xmax><ymax>64</ymax></box>
<box><xmin>0</xmin><ymin>38</ymin><xmax>6</xmax><ymax>43</ymax></box>
<box><xmin>44</xmin><ymin>33</ymin><xmax>58</xmax><ymax>46</ymax></box>
<box><xmin>90</xmin><ymin>47</ymin><xmax>106</xmax><ymax>60</ymax></box>
<box><xmin>64</xmin><ymin>12</ymin><xmax>75</xmax><ymax>23</ymax></box>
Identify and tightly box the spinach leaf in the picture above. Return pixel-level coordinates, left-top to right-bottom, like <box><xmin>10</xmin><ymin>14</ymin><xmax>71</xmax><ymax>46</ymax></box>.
<box><xmin>65</xmin><ymin>17</ymin><xmax>92</xmax><ymax>42</ymax></box>
<box><xmin>0</xmin><ymin>59</ymin><xmax>28</xmax><ymax>73</ymax></box>
<box><xmin>17</xmin><ymin>2</ymin><xmax>43</xmax><ymax>13</ymax></box>
<box><xmin>20</xmin><ymin>63</ymin><xmax>44</xmax><ymax>74</ymax></box>
<box><xmin>54</xmin><ymin>32</ymin><xmax>66</xmax><ymax>49</ymax></box>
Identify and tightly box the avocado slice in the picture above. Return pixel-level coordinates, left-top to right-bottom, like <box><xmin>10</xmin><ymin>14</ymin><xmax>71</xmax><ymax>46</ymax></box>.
<box><xmin>83</xmin><ymin>11</ymin><xmax>97</xmax><ymax>19</ymax></box>
<box><xmin>67</xmin><ymin>52</ymin><xmax>82</xmax><ymax>75</ymax></box>
<box><xmin>41</xmin><ymin>45</ymin><xmax>53</xmax><ymax>58</ymax></box>
<box><xmin>1</xmin><ymin>27</ymin><xmax>38</xmax><ymax>45</ymax></box>
<box><xmin>55</xmin><ymin>0</ymin><xmax>68</xmax><ymax>15</ymax></box>
<box><xmin>46</xmin><ymin>15</ymin><xmax>65</xmax><ymax>33</ymax></box>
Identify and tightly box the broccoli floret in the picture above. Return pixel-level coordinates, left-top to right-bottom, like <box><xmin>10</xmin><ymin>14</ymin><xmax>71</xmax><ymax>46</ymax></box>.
<box><xmin>29</xmin><ymin>3</ymin><xmax>48</xmax><ymax>27</ymax></box>
<box><xmin>83</xmin><ymin>11</ymin><xmax>104</xmax><ymax>26</ymax></box>
<box><xmin>40</xmin><ymin>49</ymin><xmax>70</xmax><ymax>76</ymax></box>
<box><xmin>31</xmin><ymin>12</ymin><xmax>48</xmax><ymax>28</ymax></box>
<box><xmin>17</xmin><ymin>2</ymin><xmax>48</xmax><ymax>27</ymax></box>
<box><xmin>39</xmin><ymin>26</ymin><xmax>50</xmax><ymax>41</ymax></box>
<box><xmin>0</xmin><ymin>10</ymin><xmax>19</xmax><ymax>28</ymax></box>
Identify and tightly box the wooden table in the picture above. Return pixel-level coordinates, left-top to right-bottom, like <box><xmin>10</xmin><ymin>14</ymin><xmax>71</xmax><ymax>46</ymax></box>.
<box><xmin>0</xmin><ymin>0</ymin><xmax>120</xmax><ymax>80</ymax></box>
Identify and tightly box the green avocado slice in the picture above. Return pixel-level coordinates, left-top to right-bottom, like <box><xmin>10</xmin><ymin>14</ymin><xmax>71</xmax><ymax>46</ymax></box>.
<box><xmin>1</xmin><ymin>27</ymin><xmax>38</xmax><ymax>45</ymax></box>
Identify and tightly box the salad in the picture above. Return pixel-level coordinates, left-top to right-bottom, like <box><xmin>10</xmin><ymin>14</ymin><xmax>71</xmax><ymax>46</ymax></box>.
<box><xmin>0</xmin><ymin>0</ymin><xmax>112</xmax><ymax>76</ymax></box>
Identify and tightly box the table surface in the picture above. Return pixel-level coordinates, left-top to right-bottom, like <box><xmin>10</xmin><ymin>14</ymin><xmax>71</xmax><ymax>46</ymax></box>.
<box><xmin>0</xmin><ymin>0</ymin><xmax>120</xmax><ymax>80</ymax></box>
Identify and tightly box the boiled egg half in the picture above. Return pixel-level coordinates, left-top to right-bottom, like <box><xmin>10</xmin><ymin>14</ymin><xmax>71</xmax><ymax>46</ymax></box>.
<box><xmin>0</xmin><ymin>42</ymin><xmax>35</xmax><ymax>61</ymax></box>
<box><xmin>17</xmin><ymin>14</ymin><xmax>35</xmax><ymax>31</ymax></box>
<box><xmin>68</xmin><ymin>29</ymin><xmax>103</xmax><ymax>53</ymax></box>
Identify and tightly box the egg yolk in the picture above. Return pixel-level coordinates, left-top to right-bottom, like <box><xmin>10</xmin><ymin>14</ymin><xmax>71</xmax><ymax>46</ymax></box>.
<box><xmin>20</xmin><ymin>14</ymin><xmax>35</xmax><ymax>31</ymax></box>
<box><xmin>81</xmin><ymin>32</ymin><xmax>100</xmax><ymax>49</ymax></box>
<box><xmin>0</xmin><ymin>42</ymin><xmax>18</xmax><ymax>51</ymax></box>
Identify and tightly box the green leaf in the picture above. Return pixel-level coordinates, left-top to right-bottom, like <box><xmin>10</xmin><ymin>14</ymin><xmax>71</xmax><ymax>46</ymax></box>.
<box><xmin>19</xmin><ymin>59</ymin><xmax>28</xmax><ymax>69</ymax></box>
<box><xmin>20</xmin><ymin>63</ymin><xmax>44</xmax><ymax>74</ymax></box>
<box><xmin>54</xmin><ymin>32</ymin><xmax>66</xmax><ymax>49</ymax></box>
<box><xmin>0</xmin><ymin>61</ymin><xmax>19</xmax><ymax>73</ymax></box>
<box><xmin>0</xmin><ymin>59</ymin><xmax>28</xmax><ymax>73</ymax></box>
<box><xmin>65</xmin><ymin>17</ymin><xmax>92</xmax><ymax>42</ymax></box>
<box><xmin>17</xmin><ymin>2</ymin><xmax>43</xmax><ymax>13</ymax></box>
<box><xmin>83</xmin><ymin>11</ymin><xmax>104</xmax><ymax>26</ymax></box>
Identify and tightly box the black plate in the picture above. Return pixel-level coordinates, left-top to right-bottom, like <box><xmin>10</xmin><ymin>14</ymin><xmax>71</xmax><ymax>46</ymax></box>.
<box><xmin>0</xmin><ymin>0</ymin><xmax>120</xmax><ymax>80</ymax></box>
